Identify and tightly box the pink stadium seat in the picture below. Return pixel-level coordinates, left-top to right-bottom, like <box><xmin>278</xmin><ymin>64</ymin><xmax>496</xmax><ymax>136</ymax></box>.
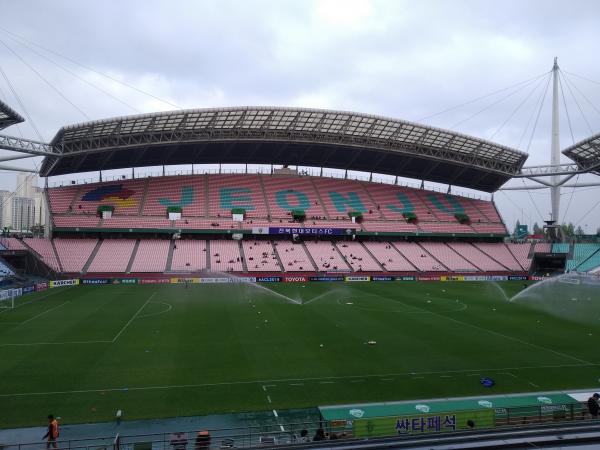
<box><xmin>47</xmin><ymin>174</ymin><xmax>509</xmax><ymax>237</ymax></box>
<box><xmin>72</xmin><ymin>179</ymin><xmax>146</xmax><ymax>215</ymax></box>
<box><xmin>447</xmin><ymin>243</ymin><xmax>506</xmax><ymax>271</ymax></box>
<box><xmin>47</xmin><ymin>185</ymin><xmax>80</xmax><ymax>213</ymax></box>
<box><xmin>174</xmin><ymin>218</ymin><xmax>239</xmax><ymax>230</ymax></box>
<box><xmin>470</xmin><ymin>223</ymin><xmax>507</xmax><ymax>234</ymax></box>
<box><xmin>475</xmin><ymin>243</ymin><xmax>523</xmax><ymax>271</ymax></box>
<box><xmin>273</xmin><ymin>241</ymin><xmax>315</xmax><ymax>272</ymax></box>
<box><xmin>171</xmin><ymin>240</ymin><xmax>207</xmax><ymax>272</ymax></box>
<box><xmin>23</xmin><ymin>238</ymin><xmax>61</xmax><ymax>271</ymax></box>
<box><xmin>53</xmin><ymin>215</ymin><xmax>100</xmax><ymax>228</ymax></box>
<box><xmin>417</xmin><ymin>222</ymin><xmax>474</xmax><ymax>234</ymax></box>
<box><xmin>506</xmin><ymin>243</ymin><xmax>533</xmax><ymax>271</ymax></box>
<box><xmin>262</xmin><ymin>175</ymin><xmax>327</xmax><ymax>219</ymax></box>
<box><xmin>208</xmin><ymin>175</ymin><xmax>268</xmax><ymax>218</ymax></box>
<box><xmin>210</xmin><ymin>240</ymin><xmax>244</xmax><ymax>272</ymax></box>
<box><xmin>54</xmin><ymin>238</ymin><xmax>98</xmax><ymax>273</ymax></box>
<box><xmin>304</xmin><ymin>241</ymin><xmax>351</xmax><ymax>272</ymax></box>
<box><xmin>392</xmin><ymin>242</ymin><xmax>446</xmax><ymax>271</ymax></box>
<box><xmin>101</xmin><ymin>217</ymin><xmax>173</xmax><ymax>229</ymax></box>
<box><xmin>0</xmin><ymin>237</ymin><xmax>27</xmax><ymax>250</ymax></box>
<box><xmin>130</xmin><ymin>240</ymin><xmax>170</xmax><ymax>273</ymax></box>
<box><xmin>363</xmin><ymin>242</ymin><xmax>417</xmax><ymax>271</ymax></box>
<box><xmin>362</xmin><ymin>184</ymin><xmax>427</xmax><ymax>221</ymax></box>
<box><xmin>335</xmin><ymin>241</ymin><xmax>382</xmax><ymax>272</ymax></box>
<box><xmin>143</xmin><ymin>175</ymin><xmax>204</xmax><ymax>217</ymax></box>
<box><xmin>361</xmin><ymin>221</ymin><xmax>418</xmax><ymax>232</ymax></box>
<box><xmin>312</xmin><ymin>178</ymin><xmax>378</xmax><ymax>220</ymax></box>
<box><xmin>419</xmin><ymin>242</ymin><xmax>478</xmax><ymax>272</ymax></box>
<box><xmin>87</xmin><ymin>239</ymin><xmax>136</xmax><ymax>273</ymax></box>
<box><xmin>242</xmin><ymin>241</ymin><xmax>281</xmax><ymax>272</ymax></box>
<box><xmin>534</xmin><ymin>243</ymin><xmax>552</xmax><ymax>253</ymax></box>
<box><xmin>472</xmin><ymin>199</ymin><xmax>503</xmax><ymax>222</ymax></box>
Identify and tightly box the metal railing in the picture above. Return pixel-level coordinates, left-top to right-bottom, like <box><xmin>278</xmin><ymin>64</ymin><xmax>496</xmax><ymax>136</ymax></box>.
<box><xmin>1</xmin><ymin>402</ymin><xmax>591</xmax><ymax>450</ymax></box>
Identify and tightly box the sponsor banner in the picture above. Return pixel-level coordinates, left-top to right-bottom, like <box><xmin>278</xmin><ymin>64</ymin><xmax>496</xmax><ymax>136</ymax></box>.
<box><xmin>200</xmin><ymin>277</ymin><xmax>233</xmax><ymax>284</ymax></box>
<box><xmin>82</xmin><ymin>279</ymin><xmax>110</xmax><ymax>285</ymax></box>
<box><xmin>396</xmin><ymin>276</ymin><xmax>416</xmax><ymax>281</ymax></box>
<box><xmin>440</xmin><ymin>276</ymin><xmax>464</xmax><ymax>282</ymax></box>
<box><xmin>417</xmin><ymin>276</ymin><xmax>441</xmax><ymax>281</ymax></box>
<box><xmin>257</xmin><ymin>276</ymin><xmax>281</xmax><ymax>283</ymax></box>
<box><xmin>284</xmin><ymin>276</ymin><xmax>308</xmax><ymax>283</ymax></box>
<box><xmin>353</xmin><ymin>410</ymin><xmax>494</xmax><ymax>438</ymax></box>
<box><xmin>345</xmin><ymin>276</ymin><xmax>371</xmax><ymax>282</ymax></box>
<box><xmin>170</xmin><ymin>277</ymin><xmax>201</xmax><ymax>284</ymax></box>
<box><xmin>0</xmin><ymin>288</ymin><xmax>22</xmax><ymax>300</ymax></box>
<box><xmin>50</xmin><ymin>279</ymin><xmax>80</xmax><ymax>288</ymax></box>
<box><xmin>120</xmin><ymin>278</ymin><xmax>138</xmax><ymax>284</ymax></box>
<box><xmin>529</xmin><ymin>276</ymin><xmax>544</xmax><ymax>281</ymax></box>
<box><xmin>139</xmin><ymin>278</ymin><xmax>170</xmax><ymax>284</ymax></box>
<box><xmin>508</xmin><ymin>275</ymin><xmax>528</xmax><ymax>281</ymax></box>
<box><xmin>309</xmin><ymin>276</ymin><xmax>345</xmax><ymax>282</ymax></box>
<box><xmin>488</xmin><ymin>275</ymin><xmax>508</xmax><ymax>281</ymax></box>
<box><xmin>463</xmin><ymin>276</ymin><xmax>488</xmax><ymax>281</ymax></box>
<box><xmin>372</xmin><ymin>276</ymin><xmax>393</xmax><ymax>281</ymax></box>
<box><xmin>35</xmin><ymin>282</ymin><xmax>48</xmax><ymax>291</ymax></box>
<box><xmin>268</xmin><ymin>227</ymin><xmax>354</xmax><ymax>236</ymax></box>
<box><xmin>22</xmin><ymin>285</ymin><xmax>36</xmax><ymax>294</ymax></box>
<box><xmin>234</xmin><ymin>277</ymin><xmax>257</xmax><ymax>283</ymax></box>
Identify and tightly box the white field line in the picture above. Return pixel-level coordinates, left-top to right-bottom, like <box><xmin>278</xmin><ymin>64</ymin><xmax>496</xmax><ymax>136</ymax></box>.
<box><xmin>375</xmin><ymin>291</ymin><xmax>590</xmax><ymax>365</ymax></box>
<box><xmin>266</xmin><ymin>395</ymin><xmax>272</xmax><ymax>403</ymax></box>
<box><xmin>439</xmin><ymin>313</ymin><xmax>591</xmax><ymax>365</ymax></box>
<box><xmin>111</xmin><ymin>292</ymin><xmax>155</xmax><ymax>343</ymax></box>
<box><xmin>18</xmin><ymin>301</ymin><xmax>70</xmax><ymax>325</ymax></box>
<box><xmin>137</xmin><ymin>301</ymin><xmax>172</xmax><ymax>319</ymax></box>
<box><xmin>0</xmin><ymin>361</ymin><xmax>597</xmax><ymax>398</ymax></box>
<box><xmin>0</xmin><ymin>339</ymin><xmax>112</xmax><ymax>347</ymax></box>
<box><xmin>0</xmin><ymin>287</ymin><xmax>74</xmax><ymax>316</ymax></box>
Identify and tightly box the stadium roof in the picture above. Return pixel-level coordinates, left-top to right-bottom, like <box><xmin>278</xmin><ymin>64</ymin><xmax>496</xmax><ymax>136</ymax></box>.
<box><xmin>562</xmin><ymin>132</ymin><xmax>600</xmax><ymax>175</ymax></box>
<box><xmin>0</xmin><ymin>99</ymin><xmax>24</xmax><ymax>131</ymax></box>
<box><xmin>40</xmin><ymin>106</ymin><xmax>529</xmax><ymax>191</ymax></box>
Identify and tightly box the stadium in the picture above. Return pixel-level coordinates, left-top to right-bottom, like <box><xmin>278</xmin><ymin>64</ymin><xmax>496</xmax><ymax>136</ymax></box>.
<box><xmin>1</xmin><ymin>46</ymin><xmax>600</xmax><ymax>450</ymax></box>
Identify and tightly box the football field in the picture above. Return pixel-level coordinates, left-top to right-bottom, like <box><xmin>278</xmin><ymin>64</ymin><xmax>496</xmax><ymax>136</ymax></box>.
<box><xmin>0</xmin><ymin>280</ymin><xmax>598</xmax><ymax>428</ymax></box>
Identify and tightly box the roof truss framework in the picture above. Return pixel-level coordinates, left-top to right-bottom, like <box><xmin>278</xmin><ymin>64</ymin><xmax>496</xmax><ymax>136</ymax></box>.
<box><xmin>562</xmin><ymin>133</ymin><xmax>600</xmax><ymax>174</ymax></box>
<box><xmin>0</xmin><ymin>99</ymin><xmax>24</xmax><ymax>131</ymax></box>
<box><xmin>41</xmin><ymin>107</ymin><xmax>528</xmax><ymax>192</ymax></box>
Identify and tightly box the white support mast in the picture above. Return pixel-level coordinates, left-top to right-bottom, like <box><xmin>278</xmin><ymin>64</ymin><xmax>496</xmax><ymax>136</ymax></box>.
<box><xmin>550</xmin><ymin>57</ymin><xmax>561</xmax><ymax>222</ymax></box>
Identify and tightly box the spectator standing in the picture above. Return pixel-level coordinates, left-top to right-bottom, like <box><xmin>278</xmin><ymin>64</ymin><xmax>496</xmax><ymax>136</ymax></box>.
<box><xmin>588</xmin><ymin>393</ymin><xmax>600</xmax><ymax>418</ymax></box>
<box><xmin>42</xmin><ymin>414</ymin><xmax>59</xmax><ymax>449</ymax></box>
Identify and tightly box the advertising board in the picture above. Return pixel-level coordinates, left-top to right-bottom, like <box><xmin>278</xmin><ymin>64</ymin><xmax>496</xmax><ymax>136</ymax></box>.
<box><xmin>345</xmin><ymin>276</ymin><xmax>371</xmax><ymax>282</ymax></box>
<box><xmin>284</xmin><ymin>276</ymin><xmax>308</xmax><ymax>282</ymax></box>
<box><xmin>50</xmin><ymin>279</ymin><xmax>80</xmax><ymax>288</ymax></box>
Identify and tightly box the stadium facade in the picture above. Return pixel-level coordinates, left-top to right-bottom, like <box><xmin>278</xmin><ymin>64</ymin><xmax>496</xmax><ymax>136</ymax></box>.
<box><xmin>1</xmin><ymin>105</ymin><xmax>599</xmax><ymax>280</ymax></box>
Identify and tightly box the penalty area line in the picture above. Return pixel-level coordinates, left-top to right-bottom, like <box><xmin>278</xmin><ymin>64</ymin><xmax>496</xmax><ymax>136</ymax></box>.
<box><xmin>1</xmin><ymin>361</ymin><xmax>598</xmax><ymax>398</ymax></box>
<box><xmin>112</xmin><ymin>292</ymin><xmax>155</xmax><ymax>343</ymax></box>
<box><xmin>18</xmin><ymin>301</ymin><xmax>70</xmax><ymax>325</ymax></box>
<box><xmin>0</xmin><ymin>339</ymin><xmax>112</xmax><ymax>347</ymax></box>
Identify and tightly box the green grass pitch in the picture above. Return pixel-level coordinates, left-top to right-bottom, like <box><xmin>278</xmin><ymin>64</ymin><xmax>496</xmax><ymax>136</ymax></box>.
<box><xmin>0</xmin><ymin>281</ymin><xmax>598</xmax><ymax>428</ymax></box>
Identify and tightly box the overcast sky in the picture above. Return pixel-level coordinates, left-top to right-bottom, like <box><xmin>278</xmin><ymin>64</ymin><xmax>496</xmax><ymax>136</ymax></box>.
<box><xmin>1</xmin><ymin>0</ymin><xmax>599</xmax><ymax>232</ymax></box>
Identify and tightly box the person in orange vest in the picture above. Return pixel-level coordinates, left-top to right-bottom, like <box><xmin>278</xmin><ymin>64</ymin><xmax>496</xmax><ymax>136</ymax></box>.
<box><xmin>42</xmin><ymin>414</ymin><xmax>59</xmax><ymax>449</ymax></box>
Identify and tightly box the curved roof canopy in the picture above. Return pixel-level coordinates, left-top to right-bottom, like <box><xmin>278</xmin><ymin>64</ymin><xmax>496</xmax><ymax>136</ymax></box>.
<box><xmin>562</xmin><ymin>133</ymin><xmax>600</xmax><ymax>175</ymax></box>
<box><xmin>0</xmin><ymin>99</ymin><xmax>24</xmax><ymax>131</ymax></box>
<box><xmin>41</xmin><ymin>106</ymin><xmax>528</xmax><ymax>192</ymax></box>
